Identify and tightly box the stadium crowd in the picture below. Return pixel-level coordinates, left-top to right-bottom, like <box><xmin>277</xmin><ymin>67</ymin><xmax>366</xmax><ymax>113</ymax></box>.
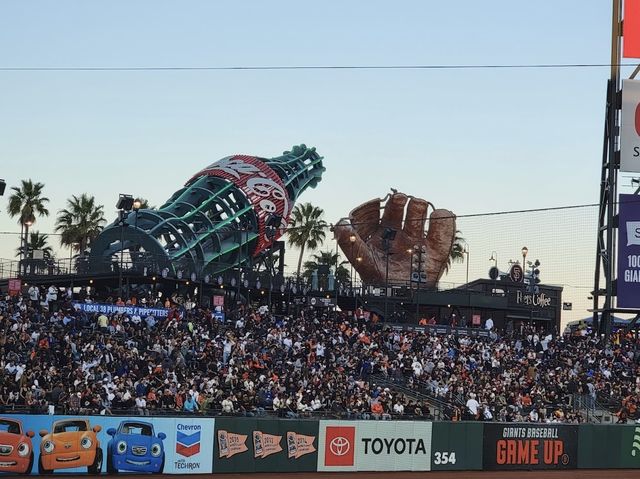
<box><xmin>0</xmin><ymin>284</ymin><xmax>639</xmax><ymax>425</ymax></box>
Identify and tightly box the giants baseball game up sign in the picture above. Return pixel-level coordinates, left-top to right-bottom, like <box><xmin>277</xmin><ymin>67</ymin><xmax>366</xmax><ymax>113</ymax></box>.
<box><xmin>483</xmin><ymin>424</ymin><xmax>578</xmax><ymax>470</ymax></box>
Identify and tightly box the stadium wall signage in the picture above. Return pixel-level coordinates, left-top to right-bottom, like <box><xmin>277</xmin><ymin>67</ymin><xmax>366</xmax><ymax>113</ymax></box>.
<box><xmin>621</xmin><ymin>80</ymin><xmax>640</xmax><ymax>172</ymax></box>
<box><xmin>616</xmin><ymin>194</ymin><xmax>640</xmax><ymax>307</ymax></box>
<box><xmin>515</xmin><ymin>291</ymin><xmax>552</xmax><ymax>308</ymax></box>
<box><xmin>5</xmin><ymin>416</ymin><xmax>640</xmax><ymax>474</ymax></box>
<box><xmin>71</xmin><ymin>302</ymin><xmax>170</xmax><ymax>318</ymax></box>
<box><xmin>213</xmin><ymin>418</ymin><xmax>318</xmax><ymax>473</ymax></box>
<box><xmin>317</xmin><ymin>421</ymin><xmax>432</xmax><ymax>472</ymax></box>
<box><xmin>0</xmin><ymin>415</ymin><xmax>214</xmax><ymax>475</ymax></box>
<box><xmin>578</xmin><ymin>424</ymin><xmax>640</xmax><ymax>469</ymax></box>
<box><xmin>483</xmin><ymin>424</ymin><xmax>578</xmax><ymax>470</ymax></box>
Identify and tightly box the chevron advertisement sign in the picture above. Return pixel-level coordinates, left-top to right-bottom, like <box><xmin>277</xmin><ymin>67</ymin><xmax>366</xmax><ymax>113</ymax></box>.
<box><xmin>177</xmin><ymin>425</ymin><xmax>201</xmax><ymax>457</ymax></box>
<box><xmin>171</xmin><ymin>420</ymin><xmax>215</xmax><ymax>473</ymax></box>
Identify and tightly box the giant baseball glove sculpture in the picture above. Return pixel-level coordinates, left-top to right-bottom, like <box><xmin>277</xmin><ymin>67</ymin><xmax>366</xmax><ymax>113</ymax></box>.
<box><xmin>334</xmin><ymin>192</ymin><xmax>456</xmax><ymax>288</ymax></box>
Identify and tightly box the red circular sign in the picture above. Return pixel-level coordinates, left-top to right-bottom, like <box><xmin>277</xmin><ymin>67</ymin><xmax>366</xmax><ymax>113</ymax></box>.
<box><xmin>188</xmin><ymin>156</ymin><xmax>291</xmax><ymax>256</ymax></box>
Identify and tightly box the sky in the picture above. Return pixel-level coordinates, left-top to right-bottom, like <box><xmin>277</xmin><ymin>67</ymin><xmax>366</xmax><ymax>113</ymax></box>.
<box><xmin>0</xmin><ymin>1</ymin><xmax>632</xmax><ymax>324</ymax></box>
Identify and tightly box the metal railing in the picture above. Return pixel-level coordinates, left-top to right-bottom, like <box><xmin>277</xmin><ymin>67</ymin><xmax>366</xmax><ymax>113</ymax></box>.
<box><xmin>370</xmin><ymin>374</ymin><xmax>453</xmax><ymax>420</ymax></box>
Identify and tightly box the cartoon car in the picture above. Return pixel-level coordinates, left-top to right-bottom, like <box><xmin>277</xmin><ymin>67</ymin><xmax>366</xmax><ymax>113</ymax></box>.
<box><xmin>0</xmin><ymin>418</ymin><xmax>34</xmax><ymax>474</ymax></box>
<box><xmin>106</xmin><ymin>421</ymin><xmax>166</xmax><ymax>473</ymax></box>
<box><xmin>38</xmin><ymin>419</ymin><xmax>103</xmax><ymax>474</ymax></box>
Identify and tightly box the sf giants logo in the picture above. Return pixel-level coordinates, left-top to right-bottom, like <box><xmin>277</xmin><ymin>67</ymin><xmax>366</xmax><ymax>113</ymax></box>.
<box><xmin>324</xmin><ymin>426</ymin><xmax>355</xmax><ymax>467</ymax></box>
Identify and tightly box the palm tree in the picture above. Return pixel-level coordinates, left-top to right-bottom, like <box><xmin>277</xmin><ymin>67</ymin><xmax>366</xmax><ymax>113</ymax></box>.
<box><xmin>445</xmin><ymin>230</ymin><xmax>466</xmax><ymax>273</ymax></box>
<box><xmin>6</xmin><ymin>180</ymin><xmax>50</xmax><ymax>258</ymax></box>
<box><xmin>15</xmin><ymin>231</ymin><xmax>53</xmax><ymax>259</ymax></box>
<box><xmin>54</xmin><ymin>194</ymin><xmax>106</xmax><ymax>256</ymax></box>
<box><xmin>287</xmin><ymin>202</ymin><xmax>328</xmax><ymax>279</ymax></box>
<box><xmin>302</xmin><ymin>250</ymin><xmax>350</xmax><ymax>287</ymax></box>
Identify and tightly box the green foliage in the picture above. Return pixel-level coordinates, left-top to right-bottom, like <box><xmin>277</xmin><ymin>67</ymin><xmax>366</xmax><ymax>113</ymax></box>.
<box><xmin>286</xmin><ymin>202</ymin><xmax>327</xmax><ymax>278</ymax></box>
<box><xmin>302</xmin><ymin>250</ymin><xmax>350</xmax><ymax>288</ymax></box>
<box><xmin>6</xmin><ymin>179</ymin><xmax>49</xmax><ymax>225</ymax></box>
<box><xmin>445</xmin><ymin>230</ymin><xmax>466</xmax><ymax>273</ymax></box>
<box><xmin>55</xmin><ymin>194</ymin><xmax>106</xmax><ymax>254</ymax></box>
<box><xmin>15</xmin><ymin>231</ymin><xmax>53</xmax><ymax>259</ymax></box>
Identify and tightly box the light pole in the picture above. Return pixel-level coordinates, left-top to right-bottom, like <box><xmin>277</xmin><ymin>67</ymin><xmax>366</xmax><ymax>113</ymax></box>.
<box><xmin>330</xmin><ymin>225</ymin><xmax>340</xmax><ymax>316</ymax></box>
<box><xmin>116</xmin><ymin>194</ymin><xmax>135</xmax><ymax>299</ymax></box>
<box><xmin>133</xmin><ymin>199</ymin><xmax>141</xmax><ymax>229</ymax></box>
<box><xmin>490</xmin><ymin>251</ymin><xmax>497</xmax><ymax>268</ymax></box>
<box><xmin>382</xmin><ymin>228</ymin><xmax>396</xmax><ymax>321</ymax></box>
<box><xmin>384</xmin><ymin>244</ymin><xmax>391</xmax><ymax>321</ymax></box>
<box><xmin>407</xmin><ymin>248</ymin><xmax>414</xmax><ymax>293</ymax></box>
<box><xmin>413</xmin><ymin>244</ymin><xmax>426</xmax><ymax>319</ymax></box>
<box><xmin>521</xmin><ymin>246</ymin><xmax>530</xmax><ymax>328</ymax></box>
<box><xmin>349</xmin><ymin>234</ymin><xmax>356</xmax><ymax>294</ymax></box>
<box><xmin>21</xmin><ymin>217</ymin><xmax>34</xmax><ymax>276</ymax></box>
<box><xmin>463</xmin><ymin>244</ymin><xmax>470</xmax><ymax>286</ymax></box>
<box><xmin>355</xmin><ymin>256</ymin><xmax>362</xmax><ymax>312</ymax></box>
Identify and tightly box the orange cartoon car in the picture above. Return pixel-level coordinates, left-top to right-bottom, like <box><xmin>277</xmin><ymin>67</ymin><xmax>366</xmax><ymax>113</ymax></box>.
<box><xmin>38</xmin><ymin>419</ymin><xmax>103</xmax><ymax>474</ymax></box>
<box><xmin>0</xmin><ymin>418</ymin><xmax>34</xmax><ymax>474</ymax></box>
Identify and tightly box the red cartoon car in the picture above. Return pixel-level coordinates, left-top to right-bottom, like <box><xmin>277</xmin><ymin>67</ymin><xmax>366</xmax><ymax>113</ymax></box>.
<box><xmin>0</xmin><ymin>418</ymin><xmax>35</xmax><ymax>474</ymax></box>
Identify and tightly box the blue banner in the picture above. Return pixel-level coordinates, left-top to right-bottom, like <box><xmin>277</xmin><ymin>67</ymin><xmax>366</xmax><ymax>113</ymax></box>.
<box><xmin>71</xmin><ymin>302</ymin><xmax>170</xmax><ymax>318</ymax></box>
<box><xmin>617</xmin><ymin>194</ymin><xmax>640</xmax><ymax>308</ymax></box>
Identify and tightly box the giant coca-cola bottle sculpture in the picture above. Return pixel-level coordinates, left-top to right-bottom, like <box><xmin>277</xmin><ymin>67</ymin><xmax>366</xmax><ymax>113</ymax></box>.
<box><xmin>88</xmin><ymin>145</ymin><xmax>325</xmax><ymax>279</ymax></box>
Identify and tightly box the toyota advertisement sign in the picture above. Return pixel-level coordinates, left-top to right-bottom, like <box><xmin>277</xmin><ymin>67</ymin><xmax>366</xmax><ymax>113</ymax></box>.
<box><xmin>317</xmin><ymin>421</ymin><xmax>432</xmax><ymax>472</ymax></box>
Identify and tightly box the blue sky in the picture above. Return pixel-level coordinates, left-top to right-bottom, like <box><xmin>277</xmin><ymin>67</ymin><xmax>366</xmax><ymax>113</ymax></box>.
<box><xmin>0</xmin><ymin>1</ymin><xmax>628</xmax><ymax>321</ymax></box>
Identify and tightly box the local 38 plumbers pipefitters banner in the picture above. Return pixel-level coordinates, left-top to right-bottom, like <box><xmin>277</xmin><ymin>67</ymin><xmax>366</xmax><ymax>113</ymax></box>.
<box><xmin>617</xmin><ymin>194</ymin><xmax>640</xmax><ymax>308</ymax></box>
<box><xmin>71</xmin><ymin>302</ymin><xmax>170</xmax><ymax>318</ymax></box>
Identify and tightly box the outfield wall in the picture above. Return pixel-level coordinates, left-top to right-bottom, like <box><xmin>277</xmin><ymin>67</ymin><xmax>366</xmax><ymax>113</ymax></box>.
<box><xmin>1</xmin><ymin>415</ymin><xmax>640</xmax><ymax>474</ymax></box>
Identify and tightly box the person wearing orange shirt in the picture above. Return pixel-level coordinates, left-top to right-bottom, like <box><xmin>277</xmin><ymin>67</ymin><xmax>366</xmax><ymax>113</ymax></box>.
<box><xmin>371</xmin><ymin>400</ymin><xmax>384</xmax><ymax>419</ymax></box>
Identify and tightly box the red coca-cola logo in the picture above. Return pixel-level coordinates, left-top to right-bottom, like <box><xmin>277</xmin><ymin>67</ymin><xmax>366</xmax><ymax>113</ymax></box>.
<box><xmin>188</xmin><ymin>156</ymin><xmax>291</xmax><ymax>256</ymax></box>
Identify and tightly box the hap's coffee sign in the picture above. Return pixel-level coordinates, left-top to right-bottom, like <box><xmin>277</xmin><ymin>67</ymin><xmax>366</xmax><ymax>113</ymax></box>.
<box><xmin>483</xmin><ymin>424</ymin><xmax>577</xmax><ymax>470</ymax></box>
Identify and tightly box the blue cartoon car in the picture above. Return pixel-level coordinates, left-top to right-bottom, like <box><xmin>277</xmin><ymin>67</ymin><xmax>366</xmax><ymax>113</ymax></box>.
<box><xmin>106</xmin><ymin>421</ymin><xmax>166</xmax><ymax>474</ymax></box>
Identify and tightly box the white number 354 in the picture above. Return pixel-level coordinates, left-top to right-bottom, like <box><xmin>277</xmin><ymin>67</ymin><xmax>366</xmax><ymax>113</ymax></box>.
<box><xmin>433</xmin><ymin>452</ymin><xmax>457</xmax><ymax>465</ymax></box>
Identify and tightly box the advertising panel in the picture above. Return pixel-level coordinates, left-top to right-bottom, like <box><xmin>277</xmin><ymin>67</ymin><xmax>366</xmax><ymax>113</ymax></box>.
<box><xmin>578</xmin><ymin>425</ymin><xmax>640</xmax><ymax>469</ymax></box>
<box><xmin>431</xmin><ymin>422</ymin><xmax>483</xmax><ymax>471</ymax></box>
<box><xmin>8</xmin><ymin>279</ymin><xmax>21</xmax><ymax>296</ymax></box>
<box><xmin>625</xmin><ymin>0</ymin><xmax>640</xmax><ymax>59</ymax></box>
<box><xmin>622</xmin><ymin>80</ymin><xmax>640</xmax><ymax>172</ymax></box>
<box><xmin>483</xmin><ymin>423</ymin><xmax>577</xmax><ymax>470</ymax></box>
<box><xmin>317</xmin><ymin>420</ymin><xmax>432</xmax><ymax>472</ymax></box>
<box><xmin>617</xmin><ymin>194</ymin><xmax>640</xmax><ymax>307</ymax></box>
<box><xmin>0</xmin><ymin>415</ymin><xmax>214</xmax><ymax>475</ymax></box>
<box><xmin>71</xmin><ymin>302</ymin><xmax>170</xmax><ymax>319</ymax></box>
<box><xmin>213</xmin><ymin>418</ymin><xmax>318</xmax><ymax>473</ymax></box>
